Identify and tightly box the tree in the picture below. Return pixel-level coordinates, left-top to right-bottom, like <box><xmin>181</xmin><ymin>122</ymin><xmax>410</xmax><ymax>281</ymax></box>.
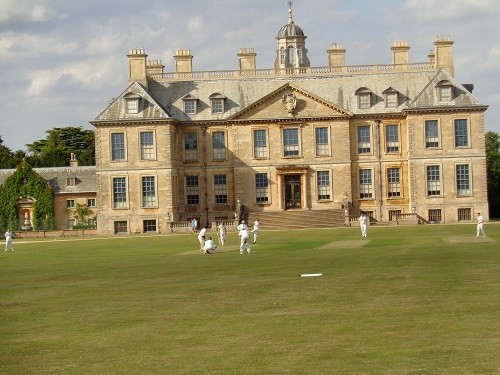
<box><xmin>0</xmin><ymin>136</ymin><xmax>25</xmax><ymax>169</ymax></box>
<box><xmin>485</xmin><ymin>131</ymin><xmax>500</xmax><ymax>217</ymax></box>
<box><xmin>72</xmin><ymin>203</ymin><xmax>94</xmax><ymax>227</ymax></box>
<box><xmin>26</xmin><ymin>127</ymin><xmax>95</xmax><ymax>167</ymax></box>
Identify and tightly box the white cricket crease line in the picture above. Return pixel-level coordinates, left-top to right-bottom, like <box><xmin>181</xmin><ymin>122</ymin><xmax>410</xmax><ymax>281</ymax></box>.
<box><xmin>301</xmin><ymin>273</ymin><xmax>322</xmax><ymax>277</ymax></box>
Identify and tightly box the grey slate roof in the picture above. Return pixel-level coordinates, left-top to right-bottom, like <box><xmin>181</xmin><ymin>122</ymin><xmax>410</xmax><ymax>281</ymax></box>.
<box><xmin>0</xmin><ymin>166</ymin><xmax>97</xmax><ymax>194</ymax></box>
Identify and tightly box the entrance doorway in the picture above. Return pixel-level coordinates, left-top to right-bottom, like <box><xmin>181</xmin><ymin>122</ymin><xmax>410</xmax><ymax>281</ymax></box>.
<box><xmin>284</xmin><ymin>175</ymin><xmax>301</xmax><ymax>209</ymax></box>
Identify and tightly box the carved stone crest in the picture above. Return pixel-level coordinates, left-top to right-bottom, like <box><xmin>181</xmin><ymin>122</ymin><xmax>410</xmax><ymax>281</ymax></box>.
<box><xmin>282</xmin><ymin>92</ymin><xmax>297</xmax><ymax>114</ymax></box>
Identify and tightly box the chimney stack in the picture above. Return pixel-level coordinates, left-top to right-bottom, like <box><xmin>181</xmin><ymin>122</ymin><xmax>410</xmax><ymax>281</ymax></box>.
<box><xmin>127</xmin><ymin>48</ymin><xmax>148</xmax><ymax>88</ymax></box>
<box><xmin>327</xmin><ymin>43</ymin><xmax>346</xmax><ymax>68</ymax></box>
<box><xmin>174</xmin><ymin>49</ymin><xmax>193</xmax><ymax>73</ymax></box>
<box><xmin>238</xmin><ymin>48</ymin><xmax>257</xmax><ymax>71</ymax></box>
<box><xmin>391</xmin><ymin>40</ymin><xmax>410</xmax><ymax>65</ymax></box>
<box><xmin>70</xmin><ymin>153</ymin><xmax>78</xmax><ymax>167</ymax></box>
<box><xmin>434</xmin><ymin>36</ymin><xmax>454</xmax><ymax>76</ymax></box>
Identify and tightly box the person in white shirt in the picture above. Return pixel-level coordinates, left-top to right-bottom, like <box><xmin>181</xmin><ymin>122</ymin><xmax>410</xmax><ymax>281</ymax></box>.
<box><xmin>5</xmin><ymin>230</ymin><xmax>14</xmax><ymax>252</ymax></box>
<box><xmin>202</xmin><ymin>237</ymin><xmax>217</xmax><ymax>254</ymax></box>
<box><xmin>239</xmin><ymin>228</ymin><xmax>251</xmax><ymax>255</ymax></box>
<box><xmin>198</xmin><ymin>225</ymin><xmax>207</xmax><ymax>253</ymax></box>
<box><xmin>217</xmin><ymin>222</ymin><xmax>227</xmax><ymax>246</ymax></box>
<box><xmin>237</xmin><ymin>220</ymin><xmax>248</xmax><ymax>232</ymax></box>
<box><xmin>358</xmin><ymin>213</ymin><xmax>368</xmax><ymax>238</ymax></box>
<box><xmin>252</xmin><ymin>218</ymin><xmax>260</xmax><ymax>244</ymax></box>
<box><xmin>476</xmin><ymin>212</ymin><xmax>486</xmax><ymax>237</ymax></box>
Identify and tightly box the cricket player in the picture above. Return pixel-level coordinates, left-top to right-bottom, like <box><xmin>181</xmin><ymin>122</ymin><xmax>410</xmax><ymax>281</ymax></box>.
<box><xmin>239</xmin><ymin>228</ymin><xmax>251</xmax><ymax>255</ymax></box>
<box><xmin>5</xmin><ymin>229</ymin><xmax>14</xmax><ymax>252</ymax></box>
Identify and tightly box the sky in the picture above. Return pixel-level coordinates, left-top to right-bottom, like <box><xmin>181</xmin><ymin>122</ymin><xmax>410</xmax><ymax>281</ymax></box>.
<box><xmin>1</xmin><ymin>0</ymin><xmax>499</xmax><ymax>151</ymax></box>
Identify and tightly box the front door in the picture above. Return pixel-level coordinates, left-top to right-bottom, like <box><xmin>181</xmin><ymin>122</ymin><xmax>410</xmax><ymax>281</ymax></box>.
<box><xmin>284</xmin><ymin>175</ymin><xmax>301</xmax><ymax>209</ymax></box>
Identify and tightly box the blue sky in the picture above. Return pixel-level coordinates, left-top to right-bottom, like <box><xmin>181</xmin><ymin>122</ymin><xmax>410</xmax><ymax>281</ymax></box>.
<box><xmin>1</xmin><ymin>0</ymin><xmax>499</xmax><ymax>151</ymax></box>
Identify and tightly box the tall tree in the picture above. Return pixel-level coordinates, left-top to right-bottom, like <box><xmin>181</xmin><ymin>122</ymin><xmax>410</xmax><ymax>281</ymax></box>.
<box><xmin>26</xmin><ymin>127</ymin><xmax>95</xmax><ymax>167</ymax></box>
<box><xmin>0</xmin><ymin>136</ymin><xmax>25</xmax><ymax>169</ymax></box>
<box><xmin>485</xmin><ymin>131</ymin><xmax>500</xmax><ymax>217</ymax></box>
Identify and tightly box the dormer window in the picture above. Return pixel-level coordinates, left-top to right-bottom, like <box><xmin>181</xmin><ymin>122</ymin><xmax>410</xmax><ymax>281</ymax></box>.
<box><xmin>182</xmin><ymin>94</ymin><xmax>198</xmax><ymax>115</ymax></box>
<box><xmin>436</xmin><ymin>80</ymin><xmax>453</xmax><ymax>102</ymax></box>
<box><xmin>209</xmin><ymin>93</ymin><xmax>226</xmax><ymax>115</ymax></box>
<box><xmin>66</xmin><ymin>177</ymin><xmax>77</xmax><ymax>186</ymax></box>
<box><xmin>355</xmin><ymin>87</ymin><xmax>372</xmax><ymax>109</ymax></box>
<box><xmin>124</xmin><ymin>92</ymin><xmax>141</xmax><ymax>114</ymax></box>
<box><xmin>383</xmin><ymin>87</ymin><xmax>399</xmax><ymax>108</ymax></box>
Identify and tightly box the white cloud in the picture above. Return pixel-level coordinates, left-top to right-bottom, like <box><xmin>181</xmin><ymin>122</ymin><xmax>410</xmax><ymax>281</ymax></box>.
<box><xmin>187</xmin><ymin>16</ymin><xmax>204</xmax><ymax>33</ymax></box>
<box><xmin>0</xmin><ymin>0</ymin><xmax>66</xmax><ymax>23</ymax></box>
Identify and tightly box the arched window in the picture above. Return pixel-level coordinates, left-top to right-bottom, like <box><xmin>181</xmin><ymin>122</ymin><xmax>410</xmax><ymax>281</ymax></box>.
<box><xmin>298</xmin><ymin>47</ymin><xmax>303</xmax><ymax>64</ymax></box>
<box><xmin>288</xmin><ymin>46</ymin><xmax>295</xmax><ymax>65</ymax></box>
<box><xmin>280</xmin><ymin>47</ymin><xmax>286</xmax><ymax>64</ymax></box>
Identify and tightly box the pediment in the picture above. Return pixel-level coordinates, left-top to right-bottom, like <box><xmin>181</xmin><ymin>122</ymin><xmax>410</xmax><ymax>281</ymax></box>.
<box><xmin>228</xmin><ymin>83</ymin><xmax>352</xmax><ymax>121</ymax></box>
<box><xmin>408</xmin><ymin>69</ymin><xmax>485</xmax><ymax>109</ymax></box>
<box><xmin>93</xmin><ymin>81</ymin><xmax>172</xmax><ymax>122</ymax></box>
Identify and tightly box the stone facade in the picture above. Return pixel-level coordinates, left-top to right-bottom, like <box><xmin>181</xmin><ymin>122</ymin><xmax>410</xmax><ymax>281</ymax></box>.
<box><xmin>90</xmin><ymin>8</ymin><xmax>488</xmax><ymax>235</ymax></box>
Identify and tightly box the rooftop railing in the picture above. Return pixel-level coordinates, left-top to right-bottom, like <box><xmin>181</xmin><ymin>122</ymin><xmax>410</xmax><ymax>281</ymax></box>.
<box><xmin>150</xmin><ymin>62</ymin><xmax>434</xmax><ymax>82</ymax></box>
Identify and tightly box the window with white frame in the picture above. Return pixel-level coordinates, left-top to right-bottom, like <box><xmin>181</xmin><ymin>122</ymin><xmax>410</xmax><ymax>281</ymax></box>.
<box><xmin>253</xmin><ymin>129</ymin><xmax>268</xmax><ymax>158</ymax></box>
<box><xmin>357</xmin><ymin>126</ymin><xmax>371</xmax><ymax>154</ymax></box>
<box><xmin>186</xmin><ymin>176</ymin><xmax>199</xmax><ymax>205</ymax></box>
<box><xmin>283</xmin><ymin>128</ymin><xmax>299</xmax><ymax>156</ymax></box>
<box><xmin>113</xmin><ymin>177</ymin><xmax>127</xmax><ymax>208</ymax></box>
<box><xmin>385</xmin><ymin>124</ymin><xmax>399</xmax><ymax>153</ymax></box>
<box><xmin>184</xmin><ymin>132</ymin><xmax>198</xmax><ymax>161</ymax></box>
<box><xmin>358</xmin><ymin>93</ymin><xmax>371</xmax><ymax>109</ymax></box>
<box><xmin>426</xmin><ymin>165</ymin><xmax>441</xmax><ymax>196</ymax></box>
<box><xmin>298</xmin><ymin>47</ymin><xmax>304</xmax><ymax>64</ymax></box>
<box><xmin>288</xmin><ymin>46</ymin><xmax>295</xmax><ymax>65</ymax></box>
<box><xmin>387</xmin><ymin>168</ymin><xmax>401</xmax><ymax>197</ymax></box>
<box><xmin>184</xmin><ymin>100</ymin><xmax>197</xmax><ymax>115</ymax></box>
<box><xmin>255</xmin><ymin>173</ymin><xmax>269</xmax><ymax>203</ymax></box>
<box><xmin>454</xmin><ymin>119</ymin><xmax>469</xmax><ymax>147</ymax></box>
<box><xmin>359</xmin><ymin>169</ymin><xmax>373</xmax><ymax>199</ymax></box>
<box><xmin>209</xmin><ymin>94</ymin><xmax>226</xmax><ymax>115</ymax></box>
<box><xmin>356</xmin><ymin>87</ymin><xmax>372</xmax><ymax>109</ymax></box>
<box><xmin>438</xmin><ymin>83</ymin><xmax>452</xmax><ymax>102</ymax></box>
<box><xmin>425</xmin><ymin>120</ymin><xmax>439</xmax><ymax>148</ymax></box>
<box><xmin>87</xmin><ymin>198</ymin><xmax>96</xmax><ymax>208</ymax></box>
<box><xmin>280</xmin><ymin>47</ymin><xmax>286</xmax><ymax>64</ymax></box>
<box><xmin>456</xmin><ymin>164</ymin><xmax>470</xmax><ymax>196</ymax></box>
<box><xmin>125</xmin><ymin>98</ymin><xmax>139</xmax><ymax>114</ymax></box>
<box><xmin>142</xmin><ymin>176</ymin><xmax>156</xmax><ymax>208</ymax></box>
<box><xmin>317</xmin><ymin>171</ymin><xmax>331</xmax><ymax>200</ymax></box>
<box><xmin>212</xmin><ymin>131</ymin><xmax>226</xmax><ymax>160</ymax></box>
<box><xmin>315</xmin><ymin>127</ymin><xmax>329</xmax><ymax>156</ymax></box>
<box><xmin>140</xmin><ymin>131</ymin><xmax>155</xmax><ymax>160</ymax></box>
<box><xmin>385</xmin><ymin>91</ymin><xmax>398</xmax><ymax>108</ymax></box>
<box><xmin>66</xmin><ymin>199</ymin><xmax>75</xmax><ymax>209</ymax></box>
<box><xmin>214</xmin><ymin>175</ymin><xmax>228</xmax><ymax>204</ymax></box>
<box><xmin>111</xmin><ymin>132</ymin><xmax>126</xmax><ymax>161</ymax></box>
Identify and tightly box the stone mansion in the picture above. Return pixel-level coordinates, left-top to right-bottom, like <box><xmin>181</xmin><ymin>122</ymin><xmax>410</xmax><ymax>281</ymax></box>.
<box><xmin>2</xmin><ymin>6</ymin><xmax>488</xmax><ymax>235</ymax></box>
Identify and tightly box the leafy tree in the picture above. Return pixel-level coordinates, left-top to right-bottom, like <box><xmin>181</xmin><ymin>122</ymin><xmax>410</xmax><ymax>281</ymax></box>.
<box><xmin>26</xmin><ymin>127</ymin><xmax>95</xmax><ymax>167</ymax></box>
<box><xmin>485</xmin><ymin>131</ymin><xmax>500</xmax><ymax>217</ymax></box>
<box><xmin>72</xmin><ymin>203</ymin><xmax>94</xmax><ymax>226</ymax></box>
<box><xmin>0</xmin><ymin>136</ymin><xmax>25</xmax><ymax>169</ymax></box>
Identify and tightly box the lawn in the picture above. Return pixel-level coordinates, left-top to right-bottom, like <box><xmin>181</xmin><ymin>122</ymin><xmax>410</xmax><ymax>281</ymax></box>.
<box><xmin>1</xmin><ymin>224</ymin><xmax>499</xmax><ymax>374</ymax></box>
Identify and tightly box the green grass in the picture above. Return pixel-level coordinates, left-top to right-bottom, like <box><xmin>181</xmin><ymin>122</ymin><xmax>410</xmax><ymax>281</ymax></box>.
<box><xmin>1</xmin><ymin>224</ymin><xmax>499</xmax><ymax>374</ymax></box>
